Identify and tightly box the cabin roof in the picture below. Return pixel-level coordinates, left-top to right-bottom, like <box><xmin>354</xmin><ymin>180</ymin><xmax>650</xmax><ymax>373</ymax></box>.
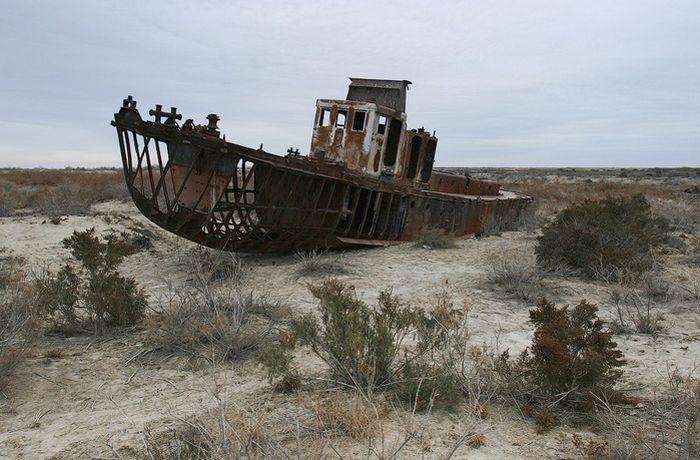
<box><xmin>346</xmin><ymin>78</ymin><xmax>412</xmax><ymax>113</ymax></box>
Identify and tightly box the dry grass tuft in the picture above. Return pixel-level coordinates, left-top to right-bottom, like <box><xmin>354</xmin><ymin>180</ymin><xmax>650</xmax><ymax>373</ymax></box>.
<box><xmin>294</xmin><ymin>249</ymin><xmax>348</xmax><ymax>277</ymax></box>
<box><xmin>306</xmin><ymin>393</ymin><xmax>387</xmax><ymax>439</ymax></box>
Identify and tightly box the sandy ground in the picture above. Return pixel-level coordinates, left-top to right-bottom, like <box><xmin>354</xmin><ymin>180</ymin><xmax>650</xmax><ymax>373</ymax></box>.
<box><xmin>1</xmin><ymin>179</ymin><xmax>699</xmax><ymax>458</ymax></box>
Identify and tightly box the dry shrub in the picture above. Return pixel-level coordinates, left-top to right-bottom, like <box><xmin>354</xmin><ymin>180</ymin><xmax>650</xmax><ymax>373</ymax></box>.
<box><xmin>485</xmin><ymin>248</ymin><xmax>546</xmax><ymax>301</ymax></box>
<box><xmin>294</xmin><ymin>249</ymin><xmax>348</xmax><ymax>277</ymax></box>
<box><xmin>601</xmin><ymin>367</ymin><xmax>700</xmax><ymax>459</ymax></box>
<box><xmin>527</xmin><ymin>299</ymin><xmax>625</xmax><ymax>408</ymax></box>
<box><xmin>146</xmin><ymin>255</ymin><xmax>281</xmax><ymax>365</ymax></box>
<box><xmin>536</xmin><ymin>194</ymin><xmax>670</xmax><ymax>281</ymax></box>
<box><xmin>145</xmin><ymin>246</ymin><xmax>280</xmax><ymax>364</ymax></box>
<box><xmin>35</xmin><ymin>228</ymin><xmax>146</xmax><ymax>335</ymax></box>
<box><xmin>144</xmin><ymin>403</ymin><xmax>282</xmax><ymax>459</ymax></box>
<box><xmin>146</xmin><ymin>290</ymin><xmax>282</xmax><ymax>364</ymax></box>
<box><xmin>415</xmin><ymin>227</ymin><xmax>458</xmax><ymax>249</ymax></box>
<box><xmin>534</xmin><ymin>408</ymin><xmax>559</xmax><ymax>434</ymax></box>
<box><xmin>0</xmin><ymin>254</ymin><xmax>39</xmax><ymax>389</ymax></box>
<box><xmin>392</xmin><ymin>360</ymin><xmax>463</xmax><ymax>412</ymax></box>
<box><xmin>500</xmin><ymin>177</ymin><xmax>678</xmax><ymax>220</ymax></box>
<box><xmin>609</xmin><ymin>276</ymin><xmax>667</xmax><ymax>336</ymax></box>
<box><xmin>570</xmin><ymin>433</ymin><xmax>609</xmax><ymax>459</ymax></box>
<box><xmin>307</xmin><ymin>393</ymin><xmax>386</xmax><ymax>439</ymax></box>
<box><xmin>189</xmin><ymin>246</ymin><xmax>243</xmax><ymax>283</ymax></box>
<box><xmin>650</xmin><ymin>196</ymin><xmax>700</xmax><ymax>234</ymax></box>
<box><xmin>142</xmin><ymin>394</ymin><xmax>399</xmax><ymax>459</ymax></box>
<box><xmin>0</xmin><ymin>168</ymin><xmax>128</xmax><ymax>217</ymax></box>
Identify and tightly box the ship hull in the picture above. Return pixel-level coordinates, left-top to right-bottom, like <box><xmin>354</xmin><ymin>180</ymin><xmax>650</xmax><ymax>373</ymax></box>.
<box><xmin>112</xmin><ymin>105</ymin><xmax>531</xmax><ymax>253</ymax></box>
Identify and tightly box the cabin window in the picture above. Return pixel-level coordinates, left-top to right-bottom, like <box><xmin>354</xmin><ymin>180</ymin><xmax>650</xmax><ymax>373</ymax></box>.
<box><xmin>336</xmin><ymin>110</ymin><xmax>347</xmax><ymax>128</ymax></box>
<box><xmin>383</xmin><ymin>118</ymin><xmax>402</xmax><ymax>167</ymax></box>
<box><xmin>319</xmin><ymin>108</ymin><xmax>331</xmax><ymax>127</ymax></box>
<box><xmin>406</xmin><ymin>136</ymin><xmax>422</xmax><ymax>179</ymax></box>
<box><xmin>420</xmin><ymin>139</ymin><xmax>437</xmax><ymax>183</ymax></box>
<box><xmin>377</xmin><ymin>115</ymin><xmax>387</xmax><ymax>135</ymax></box>
<box><xmin>352</xmin><ymin>111</ymin><xmax>366</xmax><ymax>131</ymax></box>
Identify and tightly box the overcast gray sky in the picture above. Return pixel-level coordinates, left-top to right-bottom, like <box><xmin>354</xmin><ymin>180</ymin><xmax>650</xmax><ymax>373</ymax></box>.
<box><xmin>1</xmin><ymin>0</ymin><xmax>698</xmax><ymax>168</ymax></box>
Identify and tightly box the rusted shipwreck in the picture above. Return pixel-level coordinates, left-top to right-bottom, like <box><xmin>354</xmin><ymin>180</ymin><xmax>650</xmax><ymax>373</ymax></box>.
<box><xmin>111</xmin><ymin>78</ymin><xmax>531</xmax><ymax>253</ymax></box>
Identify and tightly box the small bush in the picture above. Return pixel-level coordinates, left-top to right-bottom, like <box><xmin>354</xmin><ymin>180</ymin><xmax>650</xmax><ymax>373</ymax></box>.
<box><xmin>290</xmin><ymin>280</ymin><xmax>426</xmax><ymax>390</ymax></box>
<box><xmin>601</xmin><ymin>367</ymin><xmax>700</xmax><ymax>459</ymax></box>
<box><xmin>146</xmin><ymin>287</ymin><xmax>282</xmax><ymax>364</ymax></box>
<box><xmin>534</xmin><ymin>408</ymin><xmax>559</xmax><ymax>434</ymax></box>
<box><xmin>257</xmin><ymin>345</ymin><xmax>302</xmax><ymax>393</ymax></box>
<box><xmin>609</xmin><ymin>285</ymin><xmax>666</xmax><ymax>336</ymax></box>
<box><xmin>294</xmin><ymin>249</ymin><xmax>347</xmax><ymax>277</ymax></box>
<box><xmin>527</xmin><ymin>299</ymin><xmax>625</xmax><ymax>407</ymax></box>
<box><xmin>0</xmin><ymin>255</ymin><xmax>39</xmax><ymax>389</ymax></box>
<box><xmin>307</xmin><ymin>393</ymin><xmax>386</xmax><ymax>439</ymax></box>
<box><xmin>535</xmin><ymin>194</ymin><xmax>669</xmax><ymax>280</ymax></box>
<box><xmin>392</xmin><ymin>360</ymin><xmax>462</xmax><ymax>411</ymax></box>
<box><xmin>485</xmin><ymin>249</ymin><xmax>545</xmax><ymax>301</ymax></box>
<box><xmin>289</xmin><ymin>280</ymin><xmax>466</xmax><ymax>392</ymax></box>
<box><xmin>189</xmin><ymin>246</ymin><xmax>242</xmax><ymax>283</ymax></box>
<box><xmin>144</xmin><ymin>404</ymin><xmax>279</xmax><ymax>459</ymax></box>
<box><xmin>36</xmin><ymin>228</ymin><xmax>146</xmax><ymax>335</ymax></box>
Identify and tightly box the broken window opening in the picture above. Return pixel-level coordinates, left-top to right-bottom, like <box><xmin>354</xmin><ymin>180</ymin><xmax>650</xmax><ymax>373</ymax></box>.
<box><xmin>420</xmin><ymin>139</ymin><xmax>437</xmax><ymax>183</ymax></box>
<box><xmin>377</xmin><ymin>115</ymin><xmax>387</xmax><ymax>135</ymax></box>
<box><xmin>352</xmin><ymin>111</ymin><xmax>366</xmax><ymax>131</ymax></box>
<box><xmin>336</xmin><ymin>110</ymin><xmax>347</xmax><ymax>128</ymax></box>
<box><xmin>407</xmin><ymin>136</ymin><xmax>422</xmax><ymax>179</ymax></box>
<box><xmin>382</xmin><ymin>118</ymin><xmax>402</xmax><ymax>167</ymax></box>
<box><xmin>319</xmin><ymin>108</ymin><xmax>331</xmax><ymax>127</ymax></box>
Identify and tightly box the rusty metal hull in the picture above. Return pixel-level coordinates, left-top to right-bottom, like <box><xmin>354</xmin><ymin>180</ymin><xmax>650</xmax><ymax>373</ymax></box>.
<box><xmin>112</xmin><ymin>103</ymin><xmax>531</xmax><ymax>253</ymax></box>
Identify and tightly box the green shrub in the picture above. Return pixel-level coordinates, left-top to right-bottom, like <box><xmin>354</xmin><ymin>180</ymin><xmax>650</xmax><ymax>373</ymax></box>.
<box><xmin>276</xmin><ymin>280</ymin><xmax>465</xmax><ymax>402</ymax></box>
<box><xmin>392</xmin><ymin>361</ymin><xmax>462</xmax><ymax>411</ymax></box>
<box><xmin>36</xmin><ymin>228</ymin><xmax>146</xmax><ymax>335</ymax></box>
<box><xmin>527</xmin><ymin>299</ymin><xmax>625</xmax><ymax>407</ymax></box>
<box><xmin>535</xmin><ymin>194</ymin><xmax>669</xmax><ymax>280</ymax></box>
<box><xmin>290</xmin><ymin>280</ymin><xmax>427</xmax><ymax>390</ymax></box>
<box><xmin>258</xmin><ymin>346</ymin><xmax>301</xmax><ymax>393</ymax></box>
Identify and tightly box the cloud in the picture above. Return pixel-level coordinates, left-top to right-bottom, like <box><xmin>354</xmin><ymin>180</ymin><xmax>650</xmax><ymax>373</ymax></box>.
<box><xmin>1</xmin><ymin>0</ymin><xmax>698</xmax><ymax>167</ymax></box>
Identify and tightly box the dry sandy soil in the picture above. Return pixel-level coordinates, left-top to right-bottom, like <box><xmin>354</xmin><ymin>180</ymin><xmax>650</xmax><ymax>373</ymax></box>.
<box><xmin>0</xmin><ymin>168</ymin><xmax>699</xmax><ymax>459</ymax></box>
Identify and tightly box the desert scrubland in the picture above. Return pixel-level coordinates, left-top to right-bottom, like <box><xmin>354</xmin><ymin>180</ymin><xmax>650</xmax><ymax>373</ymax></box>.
<box><xmin>1</xmin><ymin>167</ymin><xmax>699</xmax><ymax>459</ymax></box>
